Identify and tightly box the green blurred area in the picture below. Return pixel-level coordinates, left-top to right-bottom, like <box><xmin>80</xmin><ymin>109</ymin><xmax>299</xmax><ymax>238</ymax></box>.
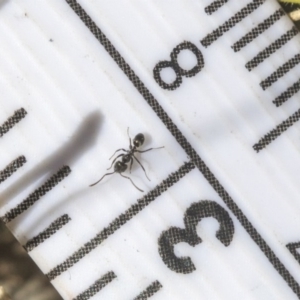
<box><xmin>0</xmin><ymin>221</ymin><xmax>62</xmax><ymax>300</ymax></box>
<box><xmin>279</xmin><ymin>1</ymin><xmax>300</xmax><ymax>28</ymax></box>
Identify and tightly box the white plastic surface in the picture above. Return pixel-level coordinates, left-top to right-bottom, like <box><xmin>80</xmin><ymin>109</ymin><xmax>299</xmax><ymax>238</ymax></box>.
<box><xmin>0</xmin><ymin>0</ymin><xmax>300</xmax><ymax>299</ymax></box>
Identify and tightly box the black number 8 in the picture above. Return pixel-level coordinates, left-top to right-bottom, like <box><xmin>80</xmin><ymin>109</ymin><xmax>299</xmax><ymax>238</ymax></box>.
<box><xmin>153</xmin><ymin>41</ymin><xmax>204</xmax><ymax>90</ymax></box>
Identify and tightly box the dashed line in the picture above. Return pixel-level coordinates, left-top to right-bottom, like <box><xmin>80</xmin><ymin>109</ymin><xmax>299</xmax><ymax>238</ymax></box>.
<box><xmin>1</xmin><ymin>166</ymin><xmax>71</xmax><ymax>224</ymax></box>
<box><xmin>24</xmin><ymin>214</ymin><xmax>71</xmax><ymax>252</ymax></box>
<box><xmin>201</xmin><ymin>0</ymin><xmax>265</xmax><ymax>47</ymax></box>
<box><xmin>0</xmin><ymin>156</ymin><xmax>26</xmax><ymax>184</ymax></box>
<box><xmin>0</xmin><ymin>108</ymin><xmax>27</xmax><ymax>137</ymax></box>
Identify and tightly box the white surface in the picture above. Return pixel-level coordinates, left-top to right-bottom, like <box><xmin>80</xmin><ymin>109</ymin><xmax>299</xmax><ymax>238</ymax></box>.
<box><xmin>0</xmin><ymin>0</ymin><xmax>300</xmax><ymax>299</ymax></box>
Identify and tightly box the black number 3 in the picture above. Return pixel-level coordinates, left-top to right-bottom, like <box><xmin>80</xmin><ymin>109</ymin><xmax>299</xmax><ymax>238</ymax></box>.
<box><xmin>153</xmin><ymin>41</ymin><xmax>204</xmax><ymax>90</ymax></box>
<box><xmin>158</xmin><ymin>200</ymin><xmax>234</xmax><ymax>274</ymax></box>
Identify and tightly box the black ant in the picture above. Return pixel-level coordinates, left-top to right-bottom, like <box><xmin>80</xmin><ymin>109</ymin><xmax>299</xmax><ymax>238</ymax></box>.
<box><xmin>90</xmin><ymin>128</ymin><xmax>164</xmax><ymax>192</ymax></box>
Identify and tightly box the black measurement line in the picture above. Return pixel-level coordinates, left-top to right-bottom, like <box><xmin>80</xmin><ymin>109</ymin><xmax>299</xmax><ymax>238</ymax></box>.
<box><xmin>205</xmin><ymin>0</ymin><xmax>228</xmax><ymax>15</ymax></box>
<box><xmin>273</xmin><ymin>78</ymin><xmax>300</xmax><ymax>107</ymax></box>
<box><xmin>73</xmin><ymin>271</ymin><xmax>116</xmax><ymax>300</ymax></box>
<box><xmin>133</xmin><ymin>280</ymin><xmax>163</xmax><ymax>300</ymax></box>
<box><xmin>0</xmin><ymin>108</ymin><xmax>27</xmax><ymax>137</ymax></box>
<box><xmin>232</xmin><ymin>9</ymin><xmax>285</xmax><ymax>52</ymax></box>
<box><xmin>201</xmin><ymin>0</ymin><xmax>265</xmax><ymax>48</ymax></box>
<box><xmin>253</xmin><ymin>108</ymin><xmax>300</xmax><ymax>152</ymax></box>
<box><xmin>24</xmin><ymin>214</ymin><xmax>71</xmax><ymax>252</ymax></box>
<box><xmin>246</xmin><ymin>27</ymin><xmax>299</xmax><ymax>71</ymax></box>
<box><xmin>64</xmin><ymin>1</ymin><xmax>300</xmax><ymax>297</ymax></box>
<box><xmin>0</xmin><ymin>156</ymin><xmax>26</xmax><ymax>184</ymax></box>
<box><xmin>287</xmin><ymin>242</ymin><xmax>300</xmax><ymax>266</ymax></box>
<box><xmin>47</xmin><ymin>162</ymin><xmax>194</xmax><ymax>281</ymax></box>
<box><xmin>260</xmin><ymin>53</ymin><xmax>300</xmax><ymax>90</ymax></box>
<box><xmin>1</xmin><ymin>166</ymin><xmax>71</xmax><ymax>224</ymax></box>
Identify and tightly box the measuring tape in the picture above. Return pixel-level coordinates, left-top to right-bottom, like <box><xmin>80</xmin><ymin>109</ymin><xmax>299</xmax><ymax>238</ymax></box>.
<box><xmin>1</xmin><ymin>0</ymin><xmax>300</xmax><ymax>299</ymax></box>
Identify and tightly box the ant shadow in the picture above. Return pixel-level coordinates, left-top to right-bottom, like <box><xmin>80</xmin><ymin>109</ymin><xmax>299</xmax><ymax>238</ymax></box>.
<box><xmin>23</xmin><ymin>186</ymin><xmax>90</xmax><ymax>240</ymax></box>
<box><xmin>23</xmin><ymin>129</ymin><xmax>158</xmax><ymax>237</ymax></box>
<box><xmin>0</xmin><ymin>111</ymin><xmax>102</xmax><ymax>207</ymax></box>
<box><xmin>0</xmin><ymin>0</ymin><xmax>9</xmax><ymax>9</ymax></box>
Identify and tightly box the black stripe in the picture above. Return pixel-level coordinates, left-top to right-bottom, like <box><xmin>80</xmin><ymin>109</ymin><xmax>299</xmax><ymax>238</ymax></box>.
<box><xmin>205</xmin><ymin>0</ymin><xmax>228</xmax><ymax>15</ymax></box>
<box><xmin>1</xmin><ymin>166</ymin><xmax>71</xmax><ymax>224</ymax></box>
<box><xmin>273</xmin><ymin>78</ymin><xmax>300</xmax><ymax>107</ymax></box>
<box><xmin>246</xmin><ymin>27</ymin><xmax>298</xmax><ymax>71</ymax></box>
<box><xmin>287</xmin><ymin>242</ymin><xmax>300</xmax><ymax>266</ymax></box>
<box><xmin>0</xmin><ymin>156</ymin><xmax>26</xmax><ymax>184</ymax></box>
<box><xmin>260</xmin><ymin>53</ymin><xmax>300</xmax><ymax>90</ymax></box>
<box><xmin>253</xmin><ymin>108</ymin><xmax>300</xmax><ymax>152</ymax></box>
<box><xmin>232</xmin><ymin>9</ymin><xmax>284</xmax><ymax>52</ymax></box>
<box><xmin>73</xmin><ymin>271</ymin><xmax>116</xmax><ymax>300</ymax></box>
<box><xmin>64</xmin><ymin>1</ymin><xmax>300</xmax><ymax>296</ymax></box>
<box><xmin>134</xmin><ymin>280</ymin><xmax>163</xmax><ymax>300</ymax></box>
<box><xmin>24</xmin><ymin>214</ymin><xmax>71</xmax><ymax>252</ymax></box>
<box><xmin>47</xmin><ymin>162</ymin><xmax>194</xmax><ymax>281</ymax></box>
<box><xmin>201</xmin><ymin>0</ymin><xmax>265</xmax><ymax>47</ymax></box>
<box><xmin>0</xmin><ymin>108</ymin><xmax>27</xmax><ymax>137</ymax></box>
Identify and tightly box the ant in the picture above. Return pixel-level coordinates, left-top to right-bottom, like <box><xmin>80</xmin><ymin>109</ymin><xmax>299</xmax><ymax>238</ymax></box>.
<box><xmin>90</xmin><ymin>128</ymin><xmax>164</xmax><ymax>192</ymax></box>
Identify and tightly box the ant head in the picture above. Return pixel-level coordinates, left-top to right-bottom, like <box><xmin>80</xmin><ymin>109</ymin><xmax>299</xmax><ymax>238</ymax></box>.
<box><xmin>114</xmin><ymin>161</ymin><xmax>127</xmax><ymax>173</ymax></box>
<box><xmin>133</xmin><ymin>133</ymin><xmax>145</xmax><ymax>148</ymax></box>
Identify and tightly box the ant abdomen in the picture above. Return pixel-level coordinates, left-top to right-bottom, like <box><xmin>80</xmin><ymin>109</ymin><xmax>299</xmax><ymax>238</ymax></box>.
<box><xmin>114</xmin><ymin>161</ymin><xmax>127</xmax><ymax>173</ymax></box>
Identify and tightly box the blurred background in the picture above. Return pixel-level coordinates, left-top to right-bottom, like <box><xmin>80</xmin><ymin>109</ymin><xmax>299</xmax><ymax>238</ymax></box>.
<box><xmin>0</xmin><ymin>1</ymin><xmax>299</xmax><ymax>300</ymax></box>
<box><xmin>0</xmin><ymin>222</ymin><xmax>62</xmax><ymax>300</ymax></box>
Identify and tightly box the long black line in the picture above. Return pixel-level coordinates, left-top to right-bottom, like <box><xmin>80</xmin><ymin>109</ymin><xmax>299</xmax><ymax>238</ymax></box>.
<box><xmin>273</xmin><ymin>78</ymin><xmax>300</xmax><ymax>107</ymax></box>
<box><xmin>64</xmin><ymin>1</ymin><xmax>300</xmax><ymax>297</ymax></box>
<box><xmin>133</xmin><ymin>280</ymin><xmax>163</xmax><ymax>300</ymax></box>
<box><xmin>246</xmin><ymin>27</ymin><xmax>298</xmax><ymax>71</ymax></box>
<box><xmin>1</xmin><ymin>166</ymin><xmax>71</xmax><ymax>224</ymax></box>
<box><xmin>0</xmin><ymin>108</ymin><xmax>27</xmax><ymax>137</ymax></box>
<box><xmin>260</xmin><ymin>53</ymin><xmax>300</xmax><ymax>90</ymax></box>
<box><xmin>0</xmin><ymin>156</ymin><xmax>26</xmax><ymax>184</ymax></box>
<box><xmin>201</xmin><ymin>0</ymin><xmax>265</xmax><ymax>47</ymax></box>
<box><xmin>205</xmin><ymin>0</ymin><xmax>228</xmax><ymax>15</ymax></box>
<box><xmin>47</xmin><ymin>162</ymin><xmax>194</xmax><ymax>280</ymax></box>
<box><xmin>24</xmin><ymin>214</ymin><xmax>71</xmax><ymax>252</ymax></box>
<box><xmin>232</xmin><ymin>9</ymin><xmax>285</xmax><ymax>52</ymax></box>
<box><xmin>253</xmin><ymin>108</ymin><xmax>300</xmax><ymax>152</ymax></box>
<box><xmin>73</xmin><ymin>271</ymin><xmax>116</xmax><ymax>300</ymax></box>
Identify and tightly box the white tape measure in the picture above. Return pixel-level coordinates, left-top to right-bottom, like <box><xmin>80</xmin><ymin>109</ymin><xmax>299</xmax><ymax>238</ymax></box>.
<box><xmin>1</xmin><ymin>0</ymin><xmax>300</xmax><ymax>299</ymax></box>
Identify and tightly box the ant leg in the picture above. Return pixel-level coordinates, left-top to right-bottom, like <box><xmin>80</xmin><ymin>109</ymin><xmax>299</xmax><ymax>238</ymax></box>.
<box><xmin>136</xmin><ymin>146</ymin><xmax>164</xmax><ymax>153</ymax></box>
<box><xmin>129</xmin><ymin>157</ymin><xmax>134</xmax><ymax>174</ymax></box>
<box><xmin>107</xmin><ymin>154</ymin><xmax>124</xmax><ymax>170</ymax></box>
<box><xmin>90</xmin><ymin>172</ymin><xmax>115</xmax><ymax>187</ymax></box>
<box><xmin>127</xmin><ymin>127</ymin><xmax>132</xmax><ymax>150</ymax></box>
<box><xmin>109</xmin><ymin>148</ymin><xmax>127</xmax><ymax>160</ymax></box>
<box><xmin>120</xmin><ymin>173</ymin><xmax>144</xmax><ymax>192</ymax></box>
<box><xmin>133</xmin><ymin>154</ymin><xmax>151</xmax><ymax>181</ymax></box>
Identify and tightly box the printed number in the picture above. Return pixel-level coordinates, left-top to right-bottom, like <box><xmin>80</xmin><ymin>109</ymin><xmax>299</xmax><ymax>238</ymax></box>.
<box><xmin>158</xmin><ymin>200</ymin><xmax>234</xmax><ymax>274</ymax></box>
<box><xmin>153</xmin><ymin>41</ymin><xmax>204</xmax><ymax>90</ymax></box>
